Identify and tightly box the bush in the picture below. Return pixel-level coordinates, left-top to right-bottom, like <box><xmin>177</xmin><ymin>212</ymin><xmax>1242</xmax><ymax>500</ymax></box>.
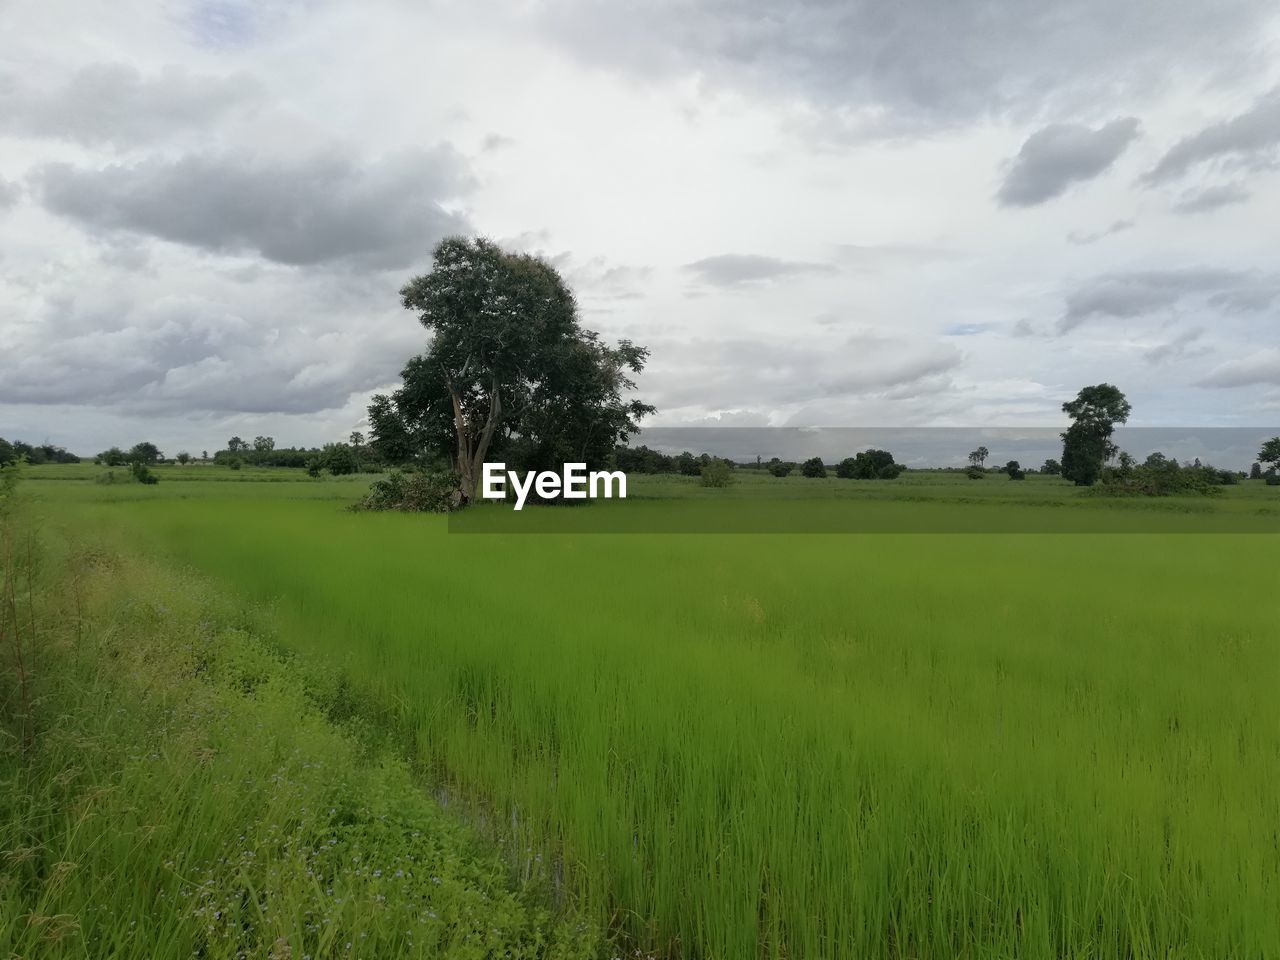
<box><xmin>351</xmin><ymin>470</ymin><xmax>460</xmax><ymax>512</ymax></box>
<box><xmin>700</xmin><ymin>458</ymin><xmax>734</xmax><ymax>488</ymax></box>
<box><xmin>965</xmin><ymin>466</ymin><xmax>985</xmax><ymax>480</ymax></box>
<box><xmin>228</xmin><ymin>458</ymin><xmax>242</xmax><ymax>471</ymax></box>
<box><xmin>129</xmin><ymin>461</ymin><xmax>159</xmax><ymax>485</ymax></box>
<box><xmin>767</xmin><ymin>460</ymin><xmax>793</xmax><ymax>478</ymax></box>
<box><xmin>801</xmin><ymin>457</ymin><xmax>827</xmax><ymax>478</ymax></box>
<box><xmin>1095</xmin><ymin>453</ymin><xmax>1226</xmax><ymax>496</ymax></box>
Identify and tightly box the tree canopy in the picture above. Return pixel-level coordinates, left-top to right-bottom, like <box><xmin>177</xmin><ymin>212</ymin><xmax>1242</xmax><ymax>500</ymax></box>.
<box><xmin>369</xmin><ymin>237</ymin><xmax>654</xmax><ymax>503</ymax></box>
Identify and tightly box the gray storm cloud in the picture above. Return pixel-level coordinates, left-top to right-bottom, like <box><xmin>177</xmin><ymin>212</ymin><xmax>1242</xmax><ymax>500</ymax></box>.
<box><xmin>1058</xmin><ymin>269</ymin><xmax>1280</xmax><ymax>333</ymax></box>
<box><xmin>997</xmin><ymin>118</ymin><xmax>1140</xmax><ymax>207</ymax></box>
<box><xmin>0</xmin><ymin>63</ymin><xmax>260</xmax><ymax>146</ymax></box>
<box><xmin>36</xmin><ymin>149</ymin><xmax>473</xmax><ymax>268</ymax></box>
<box><xmin>535</xmin><ymin>0</ymin><xmax>1275</xmax><ymax>132</ymax></box>
<box><xmin>1144</xmin><ymin>89</ymin><xmax>1280</xmax><ymax>184</ymax></box>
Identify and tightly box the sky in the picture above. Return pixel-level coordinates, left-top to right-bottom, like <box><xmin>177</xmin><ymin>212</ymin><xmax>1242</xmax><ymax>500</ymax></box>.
<box><xmin>2</xmin><ymin>0</ymin><xmax>1279</xmax><ymax>458</ymax></box>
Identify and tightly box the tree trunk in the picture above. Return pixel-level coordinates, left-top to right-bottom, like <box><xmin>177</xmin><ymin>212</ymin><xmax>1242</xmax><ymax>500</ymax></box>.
<box><xmin>447</xmin><ymin>376</ymin><xmax>501</xmax><ymax>505</ymax></box>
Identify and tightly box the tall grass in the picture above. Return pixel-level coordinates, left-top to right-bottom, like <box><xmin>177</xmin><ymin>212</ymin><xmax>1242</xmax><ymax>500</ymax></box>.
<box><xmin>0</xmin><ymin>503</ymin><xmax>600</xmax><ymax>958</ymax></box>
<box><xmin>37</xmin><ymin>475</ymin><xmax>1280</xmax><ymax>958</ymax></box>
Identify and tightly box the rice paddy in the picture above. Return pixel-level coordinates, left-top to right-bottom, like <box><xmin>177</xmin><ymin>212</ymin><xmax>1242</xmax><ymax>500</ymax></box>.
<box><xmin>17</xmin><ymin>464</ymin><xmax>1280</xmax><ymax>958</ymax></box>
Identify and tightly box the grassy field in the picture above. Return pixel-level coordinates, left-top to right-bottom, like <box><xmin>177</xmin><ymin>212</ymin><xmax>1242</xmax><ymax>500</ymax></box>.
<box><xmin>13</xmin><ymin>463</ymin><xmax>1280</xmax><ymax>958</ymax></box>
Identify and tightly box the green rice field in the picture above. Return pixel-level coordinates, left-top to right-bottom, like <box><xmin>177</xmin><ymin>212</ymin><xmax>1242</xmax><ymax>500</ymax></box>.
<box><xmin>21</xmin><ymin>464</ymin><xmax>1280</xmax><ymax>958</ymax></box>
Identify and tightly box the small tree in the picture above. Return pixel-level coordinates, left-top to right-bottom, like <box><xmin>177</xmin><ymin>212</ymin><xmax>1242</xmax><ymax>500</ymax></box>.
<box><xmin>1259</xmin><ymin>438</ymin><xmax>1280</xmax><ymax>475</ymax></box>
<box><xmin>227</xmin><ymin>436</ymin><xmax>247</xmax><ymax>453</ymax></box>
<box><xmin>700</xmin><ymin>458</ymin><xmax>733</xmax><ymax>488</ymax></box>
<box><xmin>202</xmin><ymin>450</ymin><xmax>209</xmax><ymax>462</ymax></box>
<box><xmin>968</xmin><ymin>446</ymin><xmax>989</xmax><ymax>469</ymax></box>
<box><xmin>801</xmin><ymin>457</ymin><xmax>827</xmax><ymax>478</ymax></box>
<box><xmin>1041</xmin><ymin>458</ymin><xmax>1062</xmax><ymax>475</ymax></box>
<box><xmin>1004</xmin><ymin>460</ymin><xmax>1026</xmax><ymax>480</ymax></box>
<box><xmin>253</xmin><ymin>436</ymin><xmax>276</xmax><ymax>453</ymax></box>
<box><xmin>98</xmin><ymin>446</ymin><xmax>128</xmax><ymax>467</ymax></box>
<box><xmin>768</xmin><ymin>460</ymin><xmax>793</xmax><ymax>477</ymax></box>
<box><xmin>319</xmin><ymin>443</ymin><xmax>360</xmax><ymax>476</ymax></box>
<box><xmin>1249</xmin><ymin>462</ymin><xmax>1262</xmax><ymax>480</ymax></box>
<box><xmin>176</xmin><ymin>451</ymin><xmax>191</xmax><ymax>465</ymax></box>
<box><xmin>965</xmin><ymin>465</ymin><xmax>985</xmax><ymax>479</ymax></box>
<box><xmin>128</xmin><ymin>441</ymin><xmax>162</xmax><ymax>465</ymax></box>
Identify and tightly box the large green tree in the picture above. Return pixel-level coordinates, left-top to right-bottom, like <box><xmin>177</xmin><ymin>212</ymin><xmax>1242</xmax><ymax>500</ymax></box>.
<box><xmin>1060</xmin><ymin>383</ymin><xmax>1131</xmax><ymax>485</ymax></box>
<box><xmin>369</xmin><ymin>237</ymin><xmax>654</xmax><ymax>503</ymax></box>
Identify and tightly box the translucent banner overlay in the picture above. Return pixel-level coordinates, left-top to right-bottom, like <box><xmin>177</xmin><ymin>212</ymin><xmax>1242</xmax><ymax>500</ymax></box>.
<box><xmin>449</xmin><ymin>427</ymin><xmax>1280</xmax><ymax>534</ymax></box>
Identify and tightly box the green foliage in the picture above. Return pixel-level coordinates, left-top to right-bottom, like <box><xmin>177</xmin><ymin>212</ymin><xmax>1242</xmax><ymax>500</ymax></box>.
<box><xmin>128</xmin><ymin>441</ymin><xmax>162</xmax><ymax>465</ymax></box>
<box><xmin>1250</xmin><ymin>462</ymin><xmax>1263</xmax><ymax>480</ymax></box>
<box><xmin>1095</xmin><ymin>451</ymin><xmax>1230</xmax><ymax>497</ymax></box>
<box><xmin>228</xmin><ymin>457</ymin><xmax>242</xmax><ymax>471</ymax></box>
<box><xmin>699</xmin><ymin>458</ymin><xmax>734</xmax><ymax>488</ymax></box>
<box><xmin>613</xmin><ymin>444</ymin><xmax>677</xmax><ymax>474</ymax></box>
<box><xmin>836</xmin><ymin>449</ymin><xmax>902</xmax><ymax>479</ymax></box>
<box><xmin>1060</xmin><ymin>384</ymin><xmax>1131</xmax><ymax>486</ymax></box>
<box><xmin>1004</xmin><ymin>460</ymin><xmax>1026</xmax><ymax>480</ymax></box>
<box><xmin>1259</xmin><ymin>437</ymin><xmax>1280</xmax><ymax>472</ymax></box>
<box><xmin>1</xmin><ymin>439</ymin><xmax>79</xmax><ymax>465</ymax></box>
<box><xmin>800</xmin><ymin>457</ymin><xmax>826</xmax><ymax>478</ymax></box>
<box><xmin>1041</xmin><ymin>458</ymin><xmax>1062</xmax><ymax>476</ymax></box>
<box><xmin>353</xmin><ymin>470</ymin><xmax>460</xmax><ymax>512</ymax></box>
<box><xmin>130</xmin><ymin>461</ymin><xmax>159</xmax><ymax>485</ymax></box>
<box><xmin>767</xmin><ymin>459</ymin><xmax>794</xmax><ymax>478</ymax></box>
<box><xmin>318</xmin><ymin>442</ymin><xmax>360</xmax><ymax>476</ymax></box>
<box><xmin>369</xmin><ymin>237</ymin><xmax>653</xmax><ymax>500</ymax></box>
<box><xmin>967</xmin><ymin>445</ymin><xmax>989</xmax><ymax>468</ymax></box>
<box><xmin>176</xmin><ymin>451</ymin><xmax>191</xmax><ymax>465</ymax></box>
<box><xmin>965</xmin><ymin>465</ymin><xmax>986</xmax><ymax>479</ymax></box>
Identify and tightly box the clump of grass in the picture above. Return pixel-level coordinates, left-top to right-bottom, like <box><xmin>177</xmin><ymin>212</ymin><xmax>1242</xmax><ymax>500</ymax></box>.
<box><xmin>0</xmin><ymin>536</ymin><xmax>599</xmax><ymax>959</ymax></box>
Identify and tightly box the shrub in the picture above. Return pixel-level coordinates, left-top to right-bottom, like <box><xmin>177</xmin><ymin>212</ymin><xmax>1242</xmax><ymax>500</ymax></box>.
<box><xmin>965</xmin><ymin>466</ymin><xmax>985</xmax><ymax>480</ymax></box>
<box><xmin>1095</xmin><ymin>453</ymin><xmax>1227</xmax><ymax>496</ymax></box>
<box><xmin>767</xmin><ymin>460</ymin><xmax>793</xmax><ymax>478</ymax></box>
<box><xmin>228</xmin><ymin>458</ymin><xmax>242</xmax><ymax>471</ymax></box>
<box><xmin>700</xmin><ymin>458</ymin><xmax>734</xmax><ymax>488</ymax></box>
<box><xmin>352</xmin><ymin>470</ymin><xmax>459</xmax><ymax>512</ymax></box>
<box><xmin>129</xmin><ymin>461</ymin><xmax>159</xmax><ymax>485</ymax></box>
<box><xmin>801</xmin><ymin>457</ymin><xmax>826</xmax><ymax>478</ymax></box>
<box><xmin>1004</xmin><ymin>460</ymin><xmax>1026</xmax><ymax>480</ymax></box>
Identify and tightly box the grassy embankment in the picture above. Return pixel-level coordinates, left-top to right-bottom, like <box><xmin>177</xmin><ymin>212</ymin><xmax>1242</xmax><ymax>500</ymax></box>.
<box><xmin>13</xmin><ymin>462</ymin><xmax>1280</xmax><ymax>958</ymax></box>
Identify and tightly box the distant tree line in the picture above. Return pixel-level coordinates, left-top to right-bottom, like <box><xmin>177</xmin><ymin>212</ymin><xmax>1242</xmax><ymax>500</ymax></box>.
<box><xmin>0</xmin><ymin>438</ymin><xmax>80</xmax><ymax>465</ymax></box>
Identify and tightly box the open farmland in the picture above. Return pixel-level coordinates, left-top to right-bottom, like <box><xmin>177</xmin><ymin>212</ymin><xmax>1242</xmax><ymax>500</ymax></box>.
<box><xmin>21</xmin><ymin>464</ymin><xmax>1280</xmax><ymax>959</ymax></box>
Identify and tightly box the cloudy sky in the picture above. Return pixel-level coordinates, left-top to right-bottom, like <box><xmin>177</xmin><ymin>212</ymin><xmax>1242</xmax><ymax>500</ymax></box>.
<box><xmin>2</xmin><ymin>0</ymin><xmax>1278</xmax><ymax>456</ymax></box>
